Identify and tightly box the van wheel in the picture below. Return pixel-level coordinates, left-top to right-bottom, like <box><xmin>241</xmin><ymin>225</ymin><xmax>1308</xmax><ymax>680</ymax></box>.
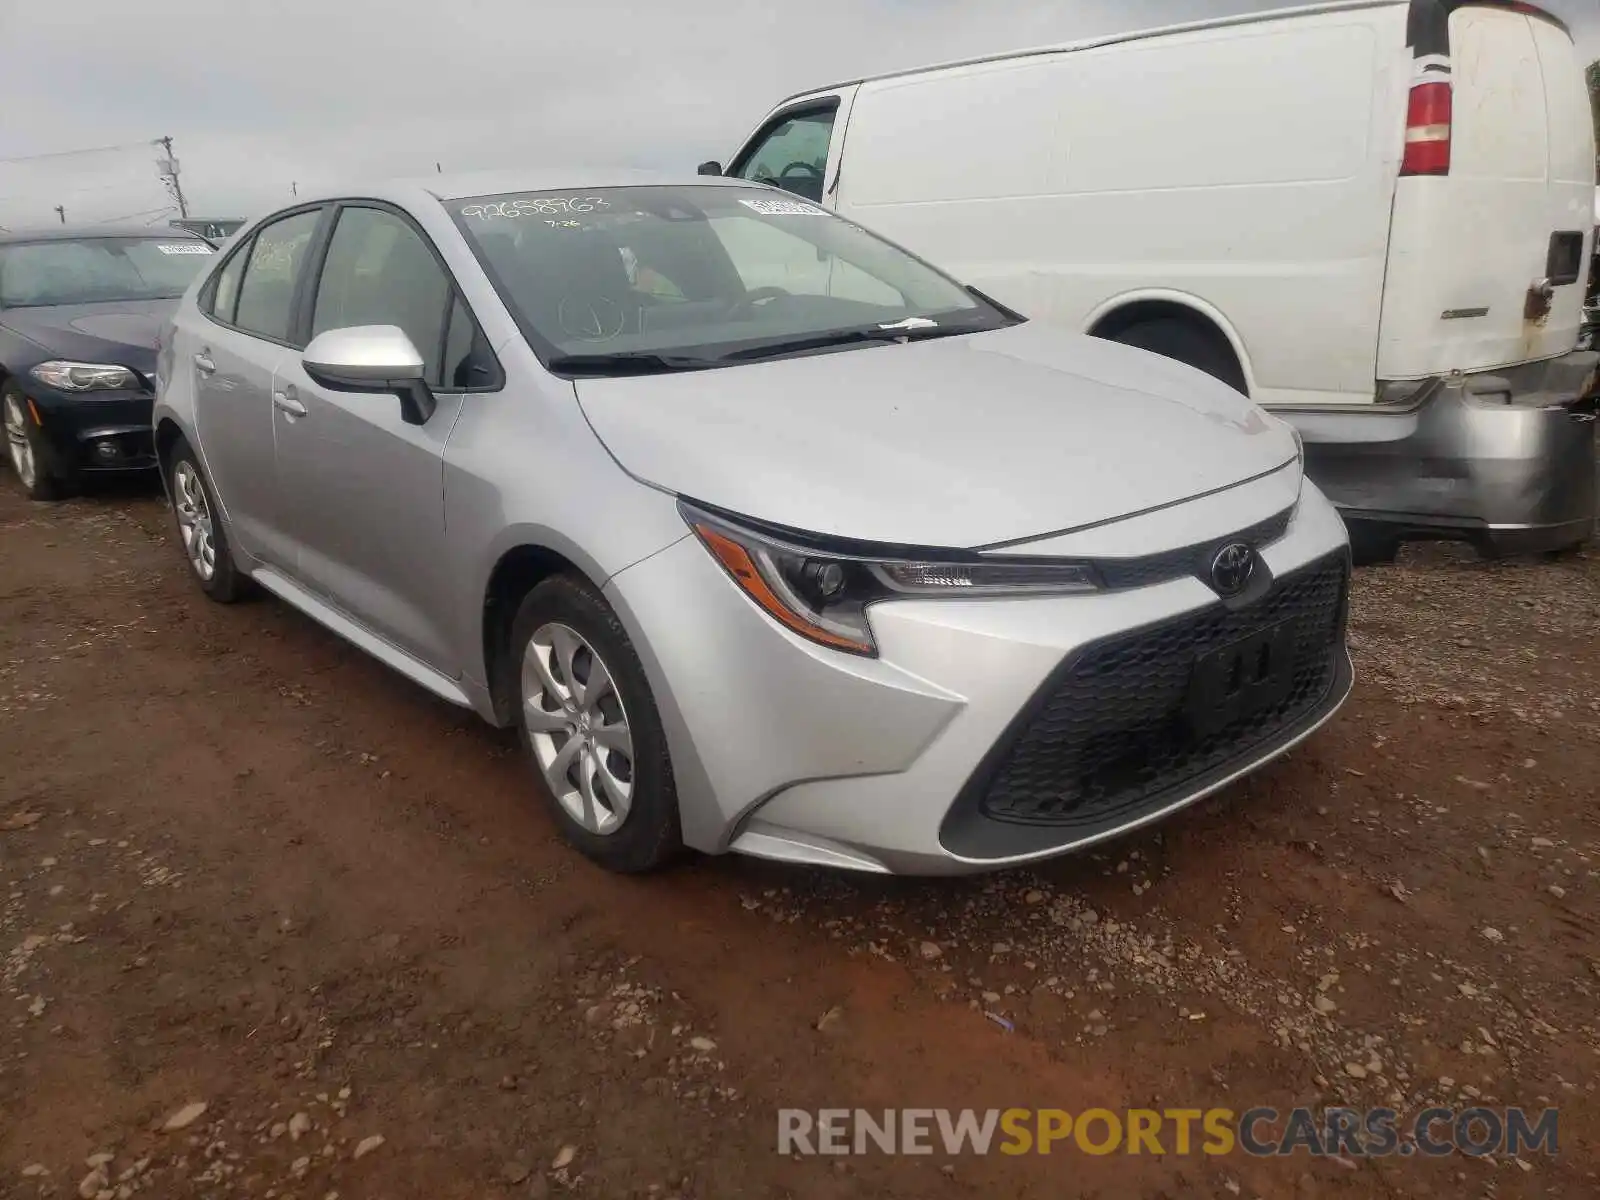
<box><xmin>1346</xmin><ymin>523</ymin><xmax>1400</xmax><ymax>567</ymax></box>
<box><xmin>1110</xmin><ymin>319</ymin><xmax>1248</xmax><ymax>395</ymax></box>
<box><xmin>511</xmin><ymin>575</ymin><xmax>681</xmax><ymax>873</ymax></box>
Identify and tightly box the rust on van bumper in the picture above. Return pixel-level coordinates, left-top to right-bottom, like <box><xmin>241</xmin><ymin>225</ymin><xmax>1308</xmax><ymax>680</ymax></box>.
<box><xmin>1276</xmin><ymin>349</ymin><xmax>1599</xmax><ymax>559</ymax></box>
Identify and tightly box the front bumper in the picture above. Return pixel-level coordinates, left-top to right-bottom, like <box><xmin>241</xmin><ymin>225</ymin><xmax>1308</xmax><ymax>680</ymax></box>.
<box><xmin>606</xmin><ymin>482</ymin><xmax>1352</xmax><ymax>875</ymax></box>
<box><xmin>27</xmin><ymin>385</ymin><xmax>157</xmax><ymax>475</ymax></box>
<box><xmin>1284</xmin><ymin>350</ymin><xmax>1600</xmax><ymax>557</ymax></box>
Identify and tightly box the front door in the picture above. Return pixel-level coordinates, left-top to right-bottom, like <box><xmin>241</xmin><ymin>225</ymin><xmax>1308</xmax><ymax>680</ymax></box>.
<box><xmin>271</xmin><ymin>203</ymin><xmax>490</xmax><ymax>674</ymax></box>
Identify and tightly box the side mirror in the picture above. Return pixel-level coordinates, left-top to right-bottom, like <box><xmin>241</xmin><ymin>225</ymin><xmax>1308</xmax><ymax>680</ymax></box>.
<box><xmin>302</xmin><ymin>324</ymin><xmax>435</xmax><ymax>425</ymax></box>
<box><xmin>696</xmin><ymin>160</ymin><xmax>723</xmax><ymax>177</ymax></box>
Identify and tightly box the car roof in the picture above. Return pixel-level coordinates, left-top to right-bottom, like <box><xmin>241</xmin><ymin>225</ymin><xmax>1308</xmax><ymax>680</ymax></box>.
<box><xmin>289</xmin><ymin>168</ymin><xmax>760</xmax><ymax>212</ymax></box>
<box><xmin>0</xmin><ymin>224</ymin><xmax>212</xmax><ymax>245</ymax></box>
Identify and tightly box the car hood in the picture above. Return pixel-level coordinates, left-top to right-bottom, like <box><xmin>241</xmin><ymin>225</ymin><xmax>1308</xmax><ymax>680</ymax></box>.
<box><xmin>575</xmin><ymin>321</ymin><xmax>1299</xmax><ymax>549</ymax></box>
<box><xmin>0</xmin><ymin>298</ymin><xmax>177</xmax><ymax>380</ymax></box>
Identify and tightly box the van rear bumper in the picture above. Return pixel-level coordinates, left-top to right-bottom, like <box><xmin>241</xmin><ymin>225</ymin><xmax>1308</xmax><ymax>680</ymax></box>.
<box><xmin>1274</xmin><ymin>350</ymin><xmax>1600</xmax><ymax>558</ymax></box>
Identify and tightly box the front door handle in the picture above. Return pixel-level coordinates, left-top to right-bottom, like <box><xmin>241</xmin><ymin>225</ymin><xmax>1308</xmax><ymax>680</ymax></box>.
<box><xmin>193</xmin><ymin>353</ymin><xmax>216</xmax><ymax>375</ymax></box>
<box><xmin>273</xmin><ymin>390</ymin><xmax>308</xmax><ymax>419</ymax></box>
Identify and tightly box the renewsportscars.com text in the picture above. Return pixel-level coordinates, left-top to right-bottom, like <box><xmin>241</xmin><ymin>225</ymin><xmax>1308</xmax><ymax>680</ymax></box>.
<box><xmin>777</xmin><ymin>1106</ymin><xmax>1559</xmax><ymax>1158</ymax></box>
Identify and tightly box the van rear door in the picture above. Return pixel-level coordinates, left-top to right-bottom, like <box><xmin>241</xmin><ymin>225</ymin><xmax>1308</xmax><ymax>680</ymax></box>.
<box><xmin>1377</xmin><ymin>2</ymin><xmax>1597</xmax><ymax>380</ymax></box>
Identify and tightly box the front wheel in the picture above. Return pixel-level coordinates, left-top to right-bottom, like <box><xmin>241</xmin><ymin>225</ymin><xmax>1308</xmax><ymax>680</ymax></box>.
<box><xmin>3</xmin><ymin>384</ymin><xmax>65</xmax><ymax>501</ymax></box>
<box><xmin>511</xmin><ymin>575</ymin><xmax>680</xmax><ymax>873</ymax></box>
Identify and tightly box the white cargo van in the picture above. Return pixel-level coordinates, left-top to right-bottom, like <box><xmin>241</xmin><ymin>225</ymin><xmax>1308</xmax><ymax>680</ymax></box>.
<box><xmin>706</xmin><ymin>0</ymin><xmax>1600</xmax><ymax>559</ymax></box>
<box><xmin>1584</xmin><ymin>186</ymin><xmax>1600</xmax><ymax>350</ymax></box>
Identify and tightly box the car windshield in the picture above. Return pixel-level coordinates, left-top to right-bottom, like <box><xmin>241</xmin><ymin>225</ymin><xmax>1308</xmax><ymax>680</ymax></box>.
<box><xmin>0</xmin><ymin>237</ymin><xmax>216</xmax><ymax>307</ymax></box>
<box><xmin>450</xmin><ymin>185</ymin><xmax>1015</xmax><ymax>373</ymax></box>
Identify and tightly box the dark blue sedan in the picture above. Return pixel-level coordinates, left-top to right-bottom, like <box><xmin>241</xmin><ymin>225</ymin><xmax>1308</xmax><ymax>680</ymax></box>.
<box><xmin>1</xmin><ymin>225</ymin><xmax>217</xmax><ymax>499</ymax></box>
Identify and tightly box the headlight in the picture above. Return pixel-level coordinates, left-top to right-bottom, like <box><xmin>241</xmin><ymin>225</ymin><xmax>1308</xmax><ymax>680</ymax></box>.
<box><xmin>29</xmin><ymin>361</ymin><xmax>140</xmax><ymax>392</ymax></box>
<box><xmin>682</xmin><ymin>501</ymin><xmax>1098</xmax><ymax>657</ymax></box>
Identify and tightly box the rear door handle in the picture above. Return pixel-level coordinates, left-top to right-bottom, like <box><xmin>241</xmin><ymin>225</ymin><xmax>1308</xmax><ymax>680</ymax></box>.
<box><xmin>193</xmin><ymin>353</ymin><xmax>216</xmax><ymax>375</ymax></box>
<box><xmin>273</xmin><ymin>390</ymin><xmax>307</xmax><ymax>418</ymax></box>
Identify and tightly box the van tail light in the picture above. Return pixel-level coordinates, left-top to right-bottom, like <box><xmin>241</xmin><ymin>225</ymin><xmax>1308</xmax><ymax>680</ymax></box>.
<box><xmin>1401</xmin><ymin>81</ymin><xmax>1452</xmax><ymax>176</ymax></box>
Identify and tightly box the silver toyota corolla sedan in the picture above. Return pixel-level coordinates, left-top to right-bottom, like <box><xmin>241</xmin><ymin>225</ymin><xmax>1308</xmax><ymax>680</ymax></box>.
<box><xmin>153</xmin><ymin>169</ymin><xmax>1353</xmax><ymax>875</ymax></box>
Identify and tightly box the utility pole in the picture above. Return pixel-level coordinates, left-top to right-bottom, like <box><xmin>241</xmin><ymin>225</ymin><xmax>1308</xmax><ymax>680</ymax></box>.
<box><xmin>156</xmin><ymin>135</ymin><xmax>189</xmax><ymax>218</ymax></box>
<box><xmin>291</xmin><ymin>181</ymin><xmax>298</xmax><ymax>197</ymax></box>
<box><xmin>435</xmin><ymin>162</ymin><xmax>442</xmax><ymax>174</ymax></box>
<box><xmin>54</xmin><ymin>205</ymin><xmax>65</xmax><ymax>225</ymax></box>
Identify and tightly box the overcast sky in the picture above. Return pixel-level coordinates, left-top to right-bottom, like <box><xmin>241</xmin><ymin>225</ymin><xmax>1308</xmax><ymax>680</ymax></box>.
<box><xmin>0</xmin><ymin>0</ymin><xmax>1595</xmax><ymax>227</ymax></box>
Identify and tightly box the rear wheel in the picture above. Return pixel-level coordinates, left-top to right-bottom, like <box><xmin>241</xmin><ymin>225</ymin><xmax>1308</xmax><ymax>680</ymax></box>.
<box><xmin>168</xmin><ymin>441</ymin><xmax>250</xmax><ymax>602</ymax></box>
<box><xmin>3</xmin><ymin>383</ymin><xmax>64</xmax><ymax>501</ymax></box>
<box><xmin>1109</xmin><ymin>319</ymin><xmax>1248</xmax><ymax>395</ymax></box>
<box><xmin>511</xmin><ymin>575</ymin><xmax>680</xmax><ymax>873</ymax></box>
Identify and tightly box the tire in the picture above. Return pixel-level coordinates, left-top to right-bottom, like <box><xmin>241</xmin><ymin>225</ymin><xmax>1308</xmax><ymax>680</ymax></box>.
<box><xmin>167</xmin><ymin>440</ymin><xmax>251</xmax><ymax>602</ymax></box>
<box><xmin>3</xmin><ymin>382</ymin><xmax>66</xmax><ymax>501</ymax></box>
<box><xmin>1346</xmin><ymin>522</ymin><xmax>1400</xmax><ymax>567</ymax></box>
<box><xmin>1109</xmin><ymin>319</ymin><xmax>1249</xmax><ymax>395</ymax></box>
<box><xmin>510</xmin><ymin>574</ymin><xmax>680</xmax><ymax>873</ymax></box>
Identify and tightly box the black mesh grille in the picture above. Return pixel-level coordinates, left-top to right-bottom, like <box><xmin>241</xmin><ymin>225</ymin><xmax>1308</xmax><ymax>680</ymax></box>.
<box><xmin>975</xmin><ymin>551</ymin><xmax>1348</xmax><ymax>827</ymax></box>
<box><xmin>1095</xmin><ymin>507</ymin><xmax>1293</xmax><ymax>591</ymax></box>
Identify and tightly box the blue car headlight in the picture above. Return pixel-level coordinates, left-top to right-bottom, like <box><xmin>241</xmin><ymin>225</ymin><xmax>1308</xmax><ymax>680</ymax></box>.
<box><xmin>29</xmin><ymin>360</ymin><xmax>140</xmax><ymax>392</ymax></box>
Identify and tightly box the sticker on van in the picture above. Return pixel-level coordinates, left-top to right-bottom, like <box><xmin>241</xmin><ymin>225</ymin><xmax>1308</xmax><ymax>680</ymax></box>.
<box><xmin>739</xmin><ymin>197</ymin><xmax>827</xmax><ymax>217</ymax></box>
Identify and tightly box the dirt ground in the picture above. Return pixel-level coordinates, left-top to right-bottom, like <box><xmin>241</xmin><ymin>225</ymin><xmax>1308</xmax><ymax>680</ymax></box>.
<box><xmin>1</xmin><ymin>478</ymin><xmax>1596</xmax><ymax>1200</ymax></box>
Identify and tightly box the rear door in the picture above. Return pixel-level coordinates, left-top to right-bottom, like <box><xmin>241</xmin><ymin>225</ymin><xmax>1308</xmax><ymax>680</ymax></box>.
<box><xmin>190</xmin><ymin>207</ymin><xmax>325</xmax><ymax>568</ymax></box>
<box><xmin>1378</xmin><ymin>2</ymin><xmax>1597</xmax><ymax>379</ymax></box>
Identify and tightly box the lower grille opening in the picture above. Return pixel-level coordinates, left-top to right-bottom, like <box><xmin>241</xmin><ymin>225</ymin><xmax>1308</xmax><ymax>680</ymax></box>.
<box><xmin>971</xmin><ymin>551</ymin><xmax>1349</xmax><ymax>830</ymax></box>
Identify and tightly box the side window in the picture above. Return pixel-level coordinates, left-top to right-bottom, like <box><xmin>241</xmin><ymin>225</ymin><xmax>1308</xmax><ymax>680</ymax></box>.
<box><xmin>441</xmin><ymin>295</ymin><xmax>500</xmax><ymax>391</ymax></box>
<box><xmin>312</xmin><ymin>206</ymin><xmax>451</xmax><ymax>386</ymax></box>
<box><xmin>206</xmin><ymin>244</ymin><xmax>248</xmax><ymax>323</ymax></box>
<box><xmin>233</xmin><ymin>210</ymin><xmax>321</xmax><ymax>343</ymax></box>
<box><xmin>731</xmin><ymin>106</ymin><xmax>837</xmax><ymax>203</ymax></box>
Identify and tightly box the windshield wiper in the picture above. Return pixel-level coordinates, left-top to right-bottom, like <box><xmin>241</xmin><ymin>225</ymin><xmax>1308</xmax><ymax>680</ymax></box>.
<box><xmin>546</xmin><ymin>352</ymin><xmax>720</xmax><ymax>378</ymax></box>
<box><xmin>716</xmin><ymin>319</ymin><xmax>979</xmax><ymax>364</ymax></box>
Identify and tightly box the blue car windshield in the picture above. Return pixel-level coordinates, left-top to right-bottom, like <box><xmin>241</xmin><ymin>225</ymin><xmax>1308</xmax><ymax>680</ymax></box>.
<box><xmin>0</xmin><ymin>237</ymin><xmax>216</xmax><ymax>307</ymax></box>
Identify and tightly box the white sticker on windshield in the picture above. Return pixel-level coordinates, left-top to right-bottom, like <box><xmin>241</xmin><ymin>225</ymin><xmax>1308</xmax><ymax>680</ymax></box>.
<box><xmin>156</xmin><ymin>243</ymin><xmax>214</xmax><ymax>254</ymax></box>
<box><xmin>739</xmin><ymin>197</ymin><xmax>827</xmax><ymax>217</ymax></box>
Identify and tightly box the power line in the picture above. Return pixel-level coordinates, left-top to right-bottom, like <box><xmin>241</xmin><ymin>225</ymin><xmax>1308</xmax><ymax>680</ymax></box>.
<box><xmin>0</xmin><ymin>139</ymin><xmax>158</xmax><ymax>166</ymax></box>
<box><xmin>0</xmin><ymin>183</ymin><xmax>132</xmax><ymax>202</ymax></box>
<box><xmin>94</xmin><ymin>205</ymin><xmax>177</xmax><ymax>225</ymax></box>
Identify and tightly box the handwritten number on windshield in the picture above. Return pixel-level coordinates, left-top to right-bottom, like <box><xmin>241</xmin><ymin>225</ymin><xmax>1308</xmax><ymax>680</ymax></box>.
<box><xmin>461</xmin><ymin>197</ymin><xmax>611</xmax><ymax>220</ymax></box>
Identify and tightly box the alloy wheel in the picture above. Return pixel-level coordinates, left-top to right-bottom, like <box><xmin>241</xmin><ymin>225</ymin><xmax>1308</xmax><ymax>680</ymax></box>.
<box><xmin>172</xmin><ymin>460</ymin><xmax>217</xmax><ymax>582</ymax></box>
<box><xmin>3</xmin><ymin>395</ymin><xmax>36</xmax><ymax>491</ymax></box>
<box><xmin>521</xmin><ymin>622</ymin><xmax>635</xmax><ymax>835</ymax></box>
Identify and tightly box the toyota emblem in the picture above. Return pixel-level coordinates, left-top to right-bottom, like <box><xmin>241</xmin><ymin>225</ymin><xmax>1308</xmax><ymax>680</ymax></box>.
<box><xmin>1210</xmin><ymin>543</ymin><xmax>1256</xmax><ymax>596</ymax></box>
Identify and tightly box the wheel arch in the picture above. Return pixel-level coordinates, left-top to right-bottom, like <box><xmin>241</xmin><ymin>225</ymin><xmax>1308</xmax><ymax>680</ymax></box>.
<box><xmin>1084</xmin><ymin>289</ymin><xmax>1256</xmax><ymax>398</ymax></box>
<box><xmin>154</xmin><ymin>416</ymin><xmax>188</xmax><ymax>488</ymax></box>
<box><xmin>479</xmin><ymin>538</ymin><xmax>609</xmax><ymax>727</ymax></box>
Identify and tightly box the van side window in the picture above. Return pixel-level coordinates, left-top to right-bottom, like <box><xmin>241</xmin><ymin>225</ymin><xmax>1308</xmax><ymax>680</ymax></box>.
<box><xmin>731</xmin><ymin>107</ymin><xmax>837</xmax><ymax>204</ymax></box>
